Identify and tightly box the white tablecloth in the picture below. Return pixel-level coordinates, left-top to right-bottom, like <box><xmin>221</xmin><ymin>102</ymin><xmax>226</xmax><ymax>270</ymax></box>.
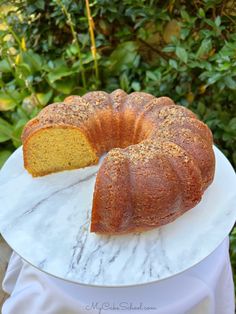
<box><xmin>2</xmin><ymin>237</ymin><xmax>235</xmax><ymax>314</ymax></box>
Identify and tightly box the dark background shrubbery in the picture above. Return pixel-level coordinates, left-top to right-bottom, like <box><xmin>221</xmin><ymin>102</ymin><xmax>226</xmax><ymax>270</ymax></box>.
<box><xmin>0</xmin><ymin>0</ymin><xmax>235</xmax><ymax>288</ymax></box>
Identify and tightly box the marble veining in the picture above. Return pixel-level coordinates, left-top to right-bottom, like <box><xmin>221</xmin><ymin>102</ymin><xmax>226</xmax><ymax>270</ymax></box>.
<box><xmin>0</xmin><ymin>146</ymin><xmax>235</xmax><ymax>287</ymax></box>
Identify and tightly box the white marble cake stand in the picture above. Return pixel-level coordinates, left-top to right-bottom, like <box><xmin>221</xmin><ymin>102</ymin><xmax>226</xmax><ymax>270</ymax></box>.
<box><xmin>0</xmin><ymin>146</ymin><xmax>235</xmax><ymax>287</ymax></box>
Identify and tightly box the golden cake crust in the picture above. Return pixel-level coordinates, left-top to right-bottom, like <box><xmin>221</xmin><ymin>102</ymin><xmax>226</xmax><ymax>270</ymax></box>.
<box><xmin>22</xmin><ymin>89</ymin><xmax>215</xmax><ymax>234</ymax></box>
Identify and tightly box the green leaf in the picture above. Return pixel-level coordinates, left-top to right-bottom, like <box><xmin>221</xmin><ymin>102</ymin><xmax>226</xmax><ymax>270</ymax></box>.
<box><xmin>12</xmin><ymin>127</ymin><xmax>23</xmax><ymax>147</ymax></box>
<box><xmin>215</xmin><ymin>16</ymin><xmax>221</xmax><ymax>27</ymax></box>
<box><xmin>53</xmin><ymin>94</ymin><xmax>66</xmax><ymax>103</ymax></box>
<box><xmin>0</xmin><ymin>117</ymin><xmax>13</xmax><ymax>142</ymax></box>
<box><xmin>35</xmin><ymin>0</ymin><xmax>45</xmax><ymax>10</ymax></box>
<box><xmin>176</xmin><ymin>47</ymin><xmax>188</xmax><ymax>63</ymax></box>
<box><xmin>207</xmin><ymin>73</ymin><xmax>222</xmax><ymax>85</ymax></box>
<box><xmin>22</xmin><ymin>50</ymin><xmax>42</xmax><ymax>72</ymax></box>
<box><xmin>180</xmin><ymin>11</ymin><xmax>190</xmax><ymax>22</ymax></box>
<box><xmin>109</xmin><ymin>41</ymin><xmax>139</xmax><ymax>74</ymax></box>
<box><xmin>131</xmin><ymin>81</ymin><xmax>141</xmax><ymax>91</ymax></box>
<box><xmin>197</xmin><ymin>102</ymin><xmax>206</xmax><ymax>116</ymax></box>
<box><xmin>0</xmin><ymin>93</ymin><xmax>17</xmax><ymax>111</ymax></box>
<box><xmin>0</xmin><ymin>133</ymin><xmax>11</xmax><ymax>142</ymax></box>
<box><xmin>198</xmin><ymin>8</ymin><xmax>205</xmax><ymax>18</ymax></box>
<box><xmin>47</xmin><ymin>66</ymin><xmax>77</xmax><ymax>83</ymax></box>
<box><xmin>224</xmin><ymin>76</ymin><xmax>236</xmax><ymax>90</ymax></box>
<box><xmin>180</xmin><ymin>28</ymin><xmax>190</xmax><ymax>40</ymax></box>
<box><xmin>50</xmin><ymin>78</ymin><xmax>76</xmax><ymax>94</ymax></box>
<box><xmin>120</xmin><ymin>72</ymin><xmax>129</xmax><ymax>91</ymax></box>
<box><xmin>0</xmin><ymin>150</ymin><xmax>12</xmax><ymax>168</ymax></box>
<box><xmin>83</xmin><ymin>52</ymin><xmax>101</xmax><ymax>65</ymax></box>
<box><xmin>72</xmin><ymin>53</ymin><xmax>101</xmax><ymax>69</ymax></box>
<box><xmin>78</xmin><ymin>33</ymin><xmax>89</xmax><ymax>47</ymax></box>
<box><xmin>169</xmin><ymin>59</ymin><xmax>178</xmax><ymax>69</ymax></box>
<box><xmin>15</xmin><ymin>118</ymin><xmax>28</xmax><ymax>129</ymax></box>
<box><xmin>205</xmin><ymin>19</ymin><xmax>216</xmax><ymax>28</ymax></box>
<box><xmin>162</xmin><ymin>45</ymin><xmax>176</xmax><ymax>53</ymax></box>
<box><xmin>0</xmin><ymin>59</ymin><xmax>12</xmax><ymax>73</ymax></box>
<box><xmin>36</xmin><ymin>90</ymin><xmax>53</xmax><ymax>106</ymax></box>
<box><xmin>196</xmin><ymin>39</ymin><xmax>212</xmax><ymax>58</ymax></box>
<box><xmin>66</xmin><ymin>43</ymin><xmax>79</xmax><ymax>57</ymax></box>
<box><xmin>146</xmin><ymin>71</ymin><xmax>158</xmax><ymax>81</ymax></box>
<box><xmin>229</xmin><ymin>117</ymin><xmax>236</xmax><ymax>131</ymax></box>
<box><xmin>16</xmin><ymin>62</ymin><xmax>32</xmax><ymax>76</ymax></box>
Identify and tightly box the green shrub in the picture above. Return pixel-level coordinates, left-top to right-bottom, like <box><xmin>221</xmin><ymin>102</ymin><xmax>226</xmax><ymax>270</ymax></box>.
<box><xmin>0</xmin><ymin>0</ymin><xmax>236</xmax><ymax>168</ymax></box>
<box><xmin>0</xmin><ymin>1</ymin><xmax>235</xmax><ymax>164</ymax></box>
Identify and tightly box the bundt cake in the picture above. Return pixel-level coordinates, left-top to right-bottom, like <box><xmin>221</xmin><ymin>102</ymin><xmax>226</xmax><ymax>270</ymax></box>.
<box><xmin>22</xmin><ymin>89</ymin><xmax>215</xmax><ymax>234</ymax></box>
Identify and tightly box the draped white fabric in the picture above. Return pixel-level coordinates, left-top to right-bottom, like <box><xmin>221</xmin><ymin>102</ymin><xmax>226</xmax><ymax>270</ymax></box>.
<box><xmin>2</xmin><ymin>238</ymin><xmax>235</xmax><ymax>314</ymax></box>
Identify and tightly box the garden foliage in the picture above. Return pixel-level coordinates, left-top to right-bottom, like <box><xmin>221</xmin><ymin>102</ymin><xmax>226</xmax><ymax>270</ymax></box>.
<box><xmin>0</xmin><ymin>0</ymin><xmax>236</xmax><ymax>168</ymax></box>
